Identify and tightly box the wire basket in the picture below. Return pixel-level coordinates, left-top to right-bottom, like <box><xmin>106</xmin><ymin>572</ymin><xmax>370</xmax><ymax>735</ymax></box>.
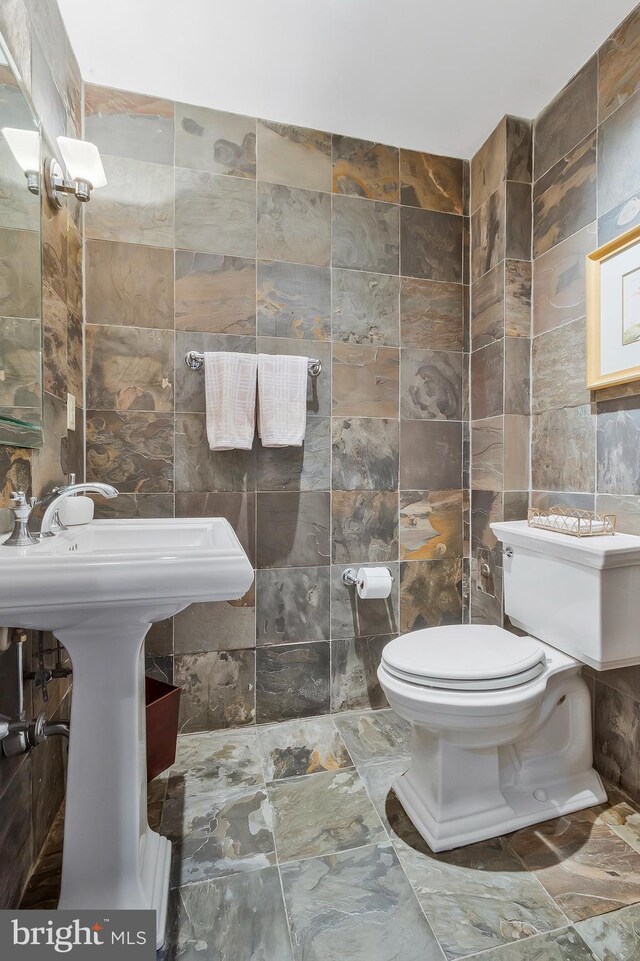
<box><xmin>527</xmin><ymin>506</ymin><xmax>616</xmax><ymax>537</ymax></box>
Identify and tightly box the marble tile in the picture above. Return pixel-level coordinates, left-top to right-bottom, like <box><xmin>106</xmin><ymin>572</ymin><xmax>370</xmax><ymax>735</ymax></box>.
<box><xmin>471</xmin><ymin>340</ymin><xmax>504</xmax><ymax>420</ymax></box>
<box><xmin>256</xmin><ymin>491</ymin><xmax>330</xmax><ymax>568</ymax></box>
<box><xmin>400</xmin><ymin>421</ymin><xmax>463</xmax><ymax>490</ymax></box>
<box><xmin>255</xmin><ymin>567</ymin><xmax>331</xmax><ymax>645</ymax></box>
<box><xmin>471</xmin><ymin>263</ymin><xmax>504</xmax><ymax>348</ymax></box>
<box><xmin>598</xmin><ymin>190</ymin><xmax>640</xmax><ymax>245</ymax></box>
<box><xmin>401</xmin><ymin>348</ymin><xmax>463</xmax><ymax>420</ymax></box>
<box><xmin>257</xmin><ymin>415</ymin><xmax>330</xmax><ymax>492</ymax></box>
<box><xmin>533</xmin><ymin>222</ymin><xmax>596</xmax><ymax>335</ymax></box>
<box><xmin>86</xmin><ymin>409</ymin><xmax>174</xmax><ymax>493</ymax></box>
<box><xmin>471</xmin><ymin>417</ymin><xmax>504</xmax><ymax>492</ymax></box>
<box><xmin>175</xmin><ymin>412</ymin><xmax>255</xmax><ymax>492</ymax></box>
<box><xmin>594</xmin><ymin>682</ymin><xmax>640</xmax><ymax>800</ymax></box>
<box><xmin>0</xmin><ymin>0</ymin><xmax>30</xmax><ymax>91</ymax></box>
<box><xmin>86</xmin><ymin>155</ymin><xmax>175</xmax><ymax>247</ymax></box>
<box><xmin>599</xmin><ymin>88</ymin><xmax>640</xmax><ymax>217</ymax></box>
<box><xmin>504</xmin><ymin>338</ymin><xmax>531</xmax><ymax>415</ymax></box>
<box><xmin>0</xmin><ymin>315</ymin><xmax>40</xmax><ymax>409</ymax></box>
<box><xmin>173</xmin><ymin>593</ymin><xmax>255</xmax><ymax>654</ymax></box>
<box><xmin>505</xmin><ymin>181</ymin><xmax>532</xmax><ymax>261</ymax></box>
<box><xmin>533</xmin><ymin>131</ymin><xmax>596</xmax><ymax>258</ymax></box>
<box><xmin>257</xmin><ymin>181</ymin><xmax>330</xmax><ymax>266</ymax></box>
<box><xmin>331</xmin><ymin>416</ymin><xmax>398</xmax><ymax>490</ymax></box>
<box><xmin>596</xmin><ymin>494</ymin><xmax>640</xmax><ymax>536</ymax></box>
<box><xmin>504</xmin><ymin>415</ymin><xmax>530</xmax><ymax>490</ymax></box>
<box><xmin>534</xmin><ymin>57</ymin><xmax>597</xmax><ymax>180</ymax></box>
<box><xmin>471</xmin><ymin>184</ymin><xmax>505</xmax><ymax>283</ymax></box>
<box><xmin>471</xmin><ymin>119</ymin><xmax>507</xmax><ymax>213</ymax></box>
<box><xmin>332</xmin><ymin>195</ymin><xmax>400</xmax><ymax>274</ymax></box>
<box><xmin>599</xmin><ymin>6</ymin><xmax>640</xmax><ymax>123</ymax></box>
<box><xmin>597</xmin><ymin>395</ymin><xmax>640</xmax><ymax>496</ymax></box>
<box><xmin>161</xmin><ymin>785</ymin><xmax>275</xmax><ymax>886</ymax></box>
<box><xmin>165</xmin><ymin>868</ymin><xmax>293</xmax><ymax>961</ymax></box>
<box><xmin>0</xmin><ymin>755</ymin><xmax>33</xmax><ymax>908</ymax></box>
<box><xmin>330</xmin><ymin>562</ymin><xmax>400</xmax><ymax>640</ymax></box>
<box><xmin>175</xmin><ymin>167</ymin><xmax>256</xmax><ymax>257</ymax></box>
<box><xmin>255</xmin><ymin>642</ymin><xmax>330</xmax><ymax>722</ymax></box>
<box><xmin>332</xmin><ymin>136</ymin><xmax>399</xmax><ymax>202</ymax></box>
<box><xmin>532</xmin><ymin>319</ymin><xmax>588</xmax><ymax>413</ymax></box>
<box><xmin>268</xmin><ymin>767</ymin><xmax>385</xmax><ymax>861</ymax></box>
<box><xmin>400</xmin><ymin>150</ymin><xmax>464</xmax><ymax>214</ymax></box>
<box><xmin>175</xmin><ymin>490</ymin><xmax>255</xmax><ymax>561</ymax></box>
<box><xmin>257</xmin><ymin>259</ymin><xmax>331</xmax><ymax>340</ymax></box>
<box><xmin>85</xmin><ymin>84</ymin><xmax>174</xmax><ymax>164</ymax></box>
<box><xmin>334</xmin><ymin>709</ymin><xmax>410</xmax><ymax>764</ymax></box>
<box><xmin>390</xmin><ymin>809</ymin><xmax>566</xmax><ymax>959</ymax></box>
<box><xmin>174</xmin><ymin>650</ymin><xmax>255</xmax><ymax>733</ymax></box>
<box><xmin>332</xmin><ymin>268</ymin><xmax>400</xmax><ymax>346</ymax></box>
<box><xmin>174</xmin><ymin>331</ymin><xmax>256</xmax><ymax>413</ymax></box>
<box><xmin>506</xmin><ymin>116</ymin><xmax>533</xmax><ymax>184</ymax></box>
<box><xmin>257</xmin><ymin>335</ymin><xmax>331</xmax><ymax>416</ymax></box>
<box><xmin>0</xmin><ymin>226</ymin><xmax>40</xmax><ymax>318</ymax></box>
<box><xmin>281</xmin><ymin>842</ymin><xmax>444</xmax><ymax>961</ymax></box>
<box><xmin>532</xmin><ymin>405</ymin><xmax>595</xmax><ymax>493</ymax></box>
<box><xmin>332</xmin><ymin>490</ymin><xmax>398</xmax><ymax>564</ymax></box>
<box><xmin>175</xmin><ymin>250</ymin><xmax>256</xmax><ymax>334</ymax></box>
<box><xmin>331</xmin><ymin>635</ymin><xmax>393</xmax><ymax>712</ymax></box>
<box><xmin>509</xmin><ymin>811</ymin><xmax>640</xmax><ymax>921</ymax></box>
<box><xmin>578</xmin><ymin>902</ymin><xmax>640</xmax><ymax>961</ymax></box>
<box><xmin>166</xmin><ymin>729</ymin><xmax>263</xmax><ymax>798</ymax></box>
<box><xmin>357</xmin><ymin>757</ymin><xmax>411</xmax><ymax>830</ymax></box>
<box><xmin>505</xmin><ymin>260</ymin><xmax>532</xmax><ymax>337</ymax></box>
<box><xmin>455</xmin><ymin>929</ymin><xmax>597</xmax><ymax>961</ymax></box>
<box><xmin>175</xmin><ymin>102</ymin><xmax>256</xmax><ymax>177</ymax></box>
<box><xmin>86</xmin><ymin>240</ymin><xmax>173</xmax><ymax>329</ymax></box>
<box><xmin>85</xmin><ymin>325</ymin><xmax>173</xmax><ymax>412</ymax></box>
<box><xmin>399</xmin><ymin>490</ymin><xmax>463</xmax><ymax>560</ymax></box>
<box><xmin>257</xmin><ymin>120</ymin><xmax>331</xmax><ymax>191</ymax></box>
<box><xmin>257</xmin><ymin>715</ymin><xmax>353</xmax><ymax>780</ymax></box>
<box><xmin>332</xmin><ymin>343</ymin><xmax>399</xmax><ymax>417</ymax></box>
<box><xmin>93</xmin><ymin>491</ymin><xmax>174</xmax><ymax>520</ymax></box>
<box><xmin>400</xmin><ymin>278</ymin><xmax>464</xmax><ymax>351</ymax></box>
<box><xmin>401</xmin><ymin>207</ymin><xmax>463</xmax><ymax>283</ymax></box>
<box><xmin>399</xmin><ymin>558</ymin><xmax>462</xmax><ymax>632</ymax></box>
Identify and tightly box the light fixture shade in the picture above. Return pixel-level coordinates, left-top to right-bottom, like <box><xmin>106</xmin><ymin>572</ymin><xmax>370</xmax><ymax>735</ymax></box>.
<box><xmin>2</xmin><ymin>127</ymin><xmax>39</xmax><ymax>173</ymax></box>
<box><xmin>57</xmin><ymin>136</ymin><xmax>107</xmax><ymax>188</ymax></box>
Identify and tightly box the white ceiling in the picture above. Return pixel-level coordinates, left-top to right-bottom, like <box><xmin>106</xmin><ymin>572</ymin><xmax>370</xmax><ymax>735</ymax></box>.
<box><xmin>58</xmin><ymin>0</ymin><xmax>638</xmax><ymax>159</ymax></box>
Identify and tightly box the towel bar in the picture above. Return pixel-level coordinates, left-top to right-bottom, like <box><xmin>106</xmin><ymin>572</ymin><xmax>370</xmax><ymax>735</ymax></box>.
<box><xmin>184</xmin><ymin>351</ymin><xmax>322</xmax><ymax>377</ymax></box>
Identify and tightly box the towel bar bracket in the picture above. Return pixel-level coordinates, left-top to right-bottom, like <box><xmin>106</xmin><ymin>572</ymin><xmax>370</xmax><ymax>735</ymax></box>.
<box><xmin>184</xmin><ymin>350</ymin><xmax>322</xmax><ymax>377</ymax></box>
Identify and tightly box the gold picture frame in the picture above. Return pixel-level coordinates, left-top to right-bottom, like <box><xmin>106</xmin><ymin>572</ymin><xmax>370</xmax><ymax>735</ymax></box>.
<box><xmin>586</xmin><ymin>224</ymin><xmax>640</xmax><ymax>390</ymax></box>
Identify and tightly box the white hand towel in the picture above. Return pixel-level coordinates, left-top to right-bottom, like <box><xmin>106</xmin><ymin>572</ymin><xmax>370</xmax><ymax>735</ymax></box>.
<box><xmin>257</xmin><ymin>353</ymin><xmax>308</xmax><ymax>447</ymax></box>
<box><xmin>204</xmin><ymin>351</ymin><xmax>257</xmax><ymax>450</ymax></box>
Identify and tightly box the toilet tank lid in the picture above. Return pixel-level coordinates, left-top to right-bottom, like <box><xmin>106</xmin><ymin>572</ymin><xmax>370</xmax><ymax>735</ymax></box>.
<box><xmin>491</xmin><ymin>520</ymin><xmax>640</xmax><ymax>570</ymax></box>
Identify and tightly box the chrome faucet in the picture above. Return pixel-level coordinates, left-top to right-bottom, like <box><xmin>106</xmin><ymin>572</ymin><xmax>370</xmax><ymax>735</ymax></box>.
<box><xmin>31</xmin><ymin>482</ymin><xmax>119</xmax><ymax>537</ymax></box>
<box><xmin>3</xmin><ymin>482</ymin><xmax>119</xmax><ymax>546</ymax></box>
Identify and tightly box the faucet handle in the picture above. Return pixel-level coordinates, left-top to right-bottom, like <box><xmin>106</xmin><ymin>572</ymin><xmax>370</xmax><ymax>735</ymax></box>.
<box><xmin>10</xmin><ymin>490</ymin><xmax>28</xmax><ymax>507</ymax></box>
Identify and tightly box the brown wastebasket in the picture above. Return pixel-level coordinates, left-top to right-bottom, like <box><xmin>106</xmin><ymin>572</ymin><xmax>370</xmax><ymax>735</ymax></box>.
<box><xmin>145</xmin><ymin>675</ymin><xmax>180</xmax><ymax>782</ymax></box>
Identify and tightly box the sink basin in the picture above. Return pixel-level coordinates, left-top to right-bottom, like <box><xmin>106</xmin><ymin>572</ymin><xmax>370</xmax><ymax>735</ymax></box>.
<box><xmin>0</xmin><ymin>517</ymin><xmax>254</xmax><ymax>948</ymax></box>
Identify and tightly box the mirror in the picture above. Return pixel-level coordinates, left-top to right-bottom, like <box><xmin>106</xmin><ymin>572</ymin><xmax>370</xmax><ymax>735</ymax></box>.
<box><xmin>0</xmin><ymin>31</ymin><xmax>42</xmax><ymax>448</ymax></box>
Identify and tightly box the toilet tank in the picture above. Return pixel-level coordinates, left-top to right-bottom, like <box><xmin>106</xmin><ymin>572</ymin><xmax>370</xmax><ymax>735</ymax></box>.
<box><xmin>491</xmin><ymin>520</ymin><xmax>640</xmax><ymax>671</ymax></box>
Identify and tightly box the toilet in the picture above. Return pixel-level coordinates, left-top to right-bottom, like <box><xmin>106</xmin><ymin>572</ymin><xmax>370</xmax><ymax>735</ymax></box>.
<box><xmin>378</xmin><ymin>519</ymin><xmax>640</xmax><ymax>852</ymax></box>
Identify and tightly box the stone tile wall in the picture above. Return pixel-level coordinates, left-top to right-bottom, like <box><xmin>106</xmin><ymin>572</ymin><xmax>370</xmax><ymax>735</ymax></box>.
<box><xmin>82</xmin><ymin>90</ymin><xmax>470</xmax><ymax>730</ymax></box>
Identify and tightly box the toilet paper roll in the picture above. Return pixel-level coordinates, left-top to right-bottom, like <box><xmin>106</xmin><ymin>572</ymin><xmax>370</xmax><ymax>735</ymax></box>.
<box><xmin>356</xmin><ymin>567</ymin><xmax>392</xmax><ymax>600</ymax></box>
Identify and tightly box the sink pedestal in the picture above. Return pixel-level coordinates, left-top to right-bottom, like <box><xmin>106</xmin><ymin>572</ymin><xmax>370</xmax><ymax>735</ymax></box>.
<box><xmin>55</xmin><ymin>608</ymin><xmax>177</xmax><ymax>950</ymax></box>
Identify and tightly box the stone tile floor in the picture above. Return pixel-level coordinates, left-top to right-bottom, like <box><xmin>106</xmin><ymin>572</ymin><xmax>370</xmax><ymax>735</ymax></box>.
<box><xmin>21</xmin><ymin>708</ymin><xmax>640</xmax><ymax>960</ymax></box>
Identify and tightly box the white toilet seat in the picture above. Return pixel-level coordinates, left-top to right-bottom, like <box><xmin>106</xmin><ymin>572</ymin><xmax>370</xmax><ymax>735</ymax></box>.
<box><xmin>381</xmin><ymin>625</ymin><xmax>547</xmax><ymax>693</ymax></box>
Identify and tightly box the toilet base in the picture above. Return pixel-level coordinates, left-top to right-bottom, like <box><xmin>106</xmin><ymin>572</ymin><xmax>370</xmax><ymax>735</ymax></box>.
<box><xmin>393</xmin><ymin>766</ymin><xmax>607</xmax><ymax>853</ymax></box>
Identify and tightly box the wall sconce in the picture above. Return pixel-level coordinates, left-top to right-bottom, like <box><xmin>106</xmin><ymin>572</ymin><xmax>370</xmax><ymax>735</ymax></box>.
<box><xmin>45</xmin><ymin>136</ymin><xmax>107</xmax><ymax>209</ymax></box>
<box><xmin>2</xmin><ymin>127</ymin><xmax>40</xmax><ymax>195</ymax></box>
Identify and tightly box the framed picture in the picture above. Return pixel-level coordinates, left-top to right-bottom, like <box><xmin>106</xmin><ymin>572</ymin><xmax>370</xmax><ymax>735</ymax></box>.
<box><xmin>586</xmin><ymin>224</ymin><xmax>640</xmax><ymax>390</ymax></box>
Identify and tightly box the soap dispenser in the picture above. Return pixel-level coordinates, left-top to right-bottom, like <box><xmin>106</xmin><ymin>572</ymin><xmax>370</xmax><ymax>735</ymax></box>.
<box><xmin>57</xmin><ymin>473</ymin><xmax>95</xmax><ymax>527</ymax></box>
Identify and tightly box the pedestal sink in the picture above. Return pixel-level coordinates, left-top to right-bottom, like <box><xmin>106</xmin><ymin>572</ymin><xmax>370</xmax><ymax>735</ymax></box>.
<box><xmin>0</xmin><ymin>517</ymin><xmax>254</xmax><ymax>949</ymax></box>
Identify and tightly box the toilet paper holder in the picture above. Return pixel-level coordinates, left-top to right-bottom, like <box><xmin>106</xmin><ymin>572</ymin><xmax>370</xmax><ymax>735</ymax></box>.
<box><xmin>341</xmin><ymin>567</ymin><xmax>395</xmax><ymax>587</ymax></box>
